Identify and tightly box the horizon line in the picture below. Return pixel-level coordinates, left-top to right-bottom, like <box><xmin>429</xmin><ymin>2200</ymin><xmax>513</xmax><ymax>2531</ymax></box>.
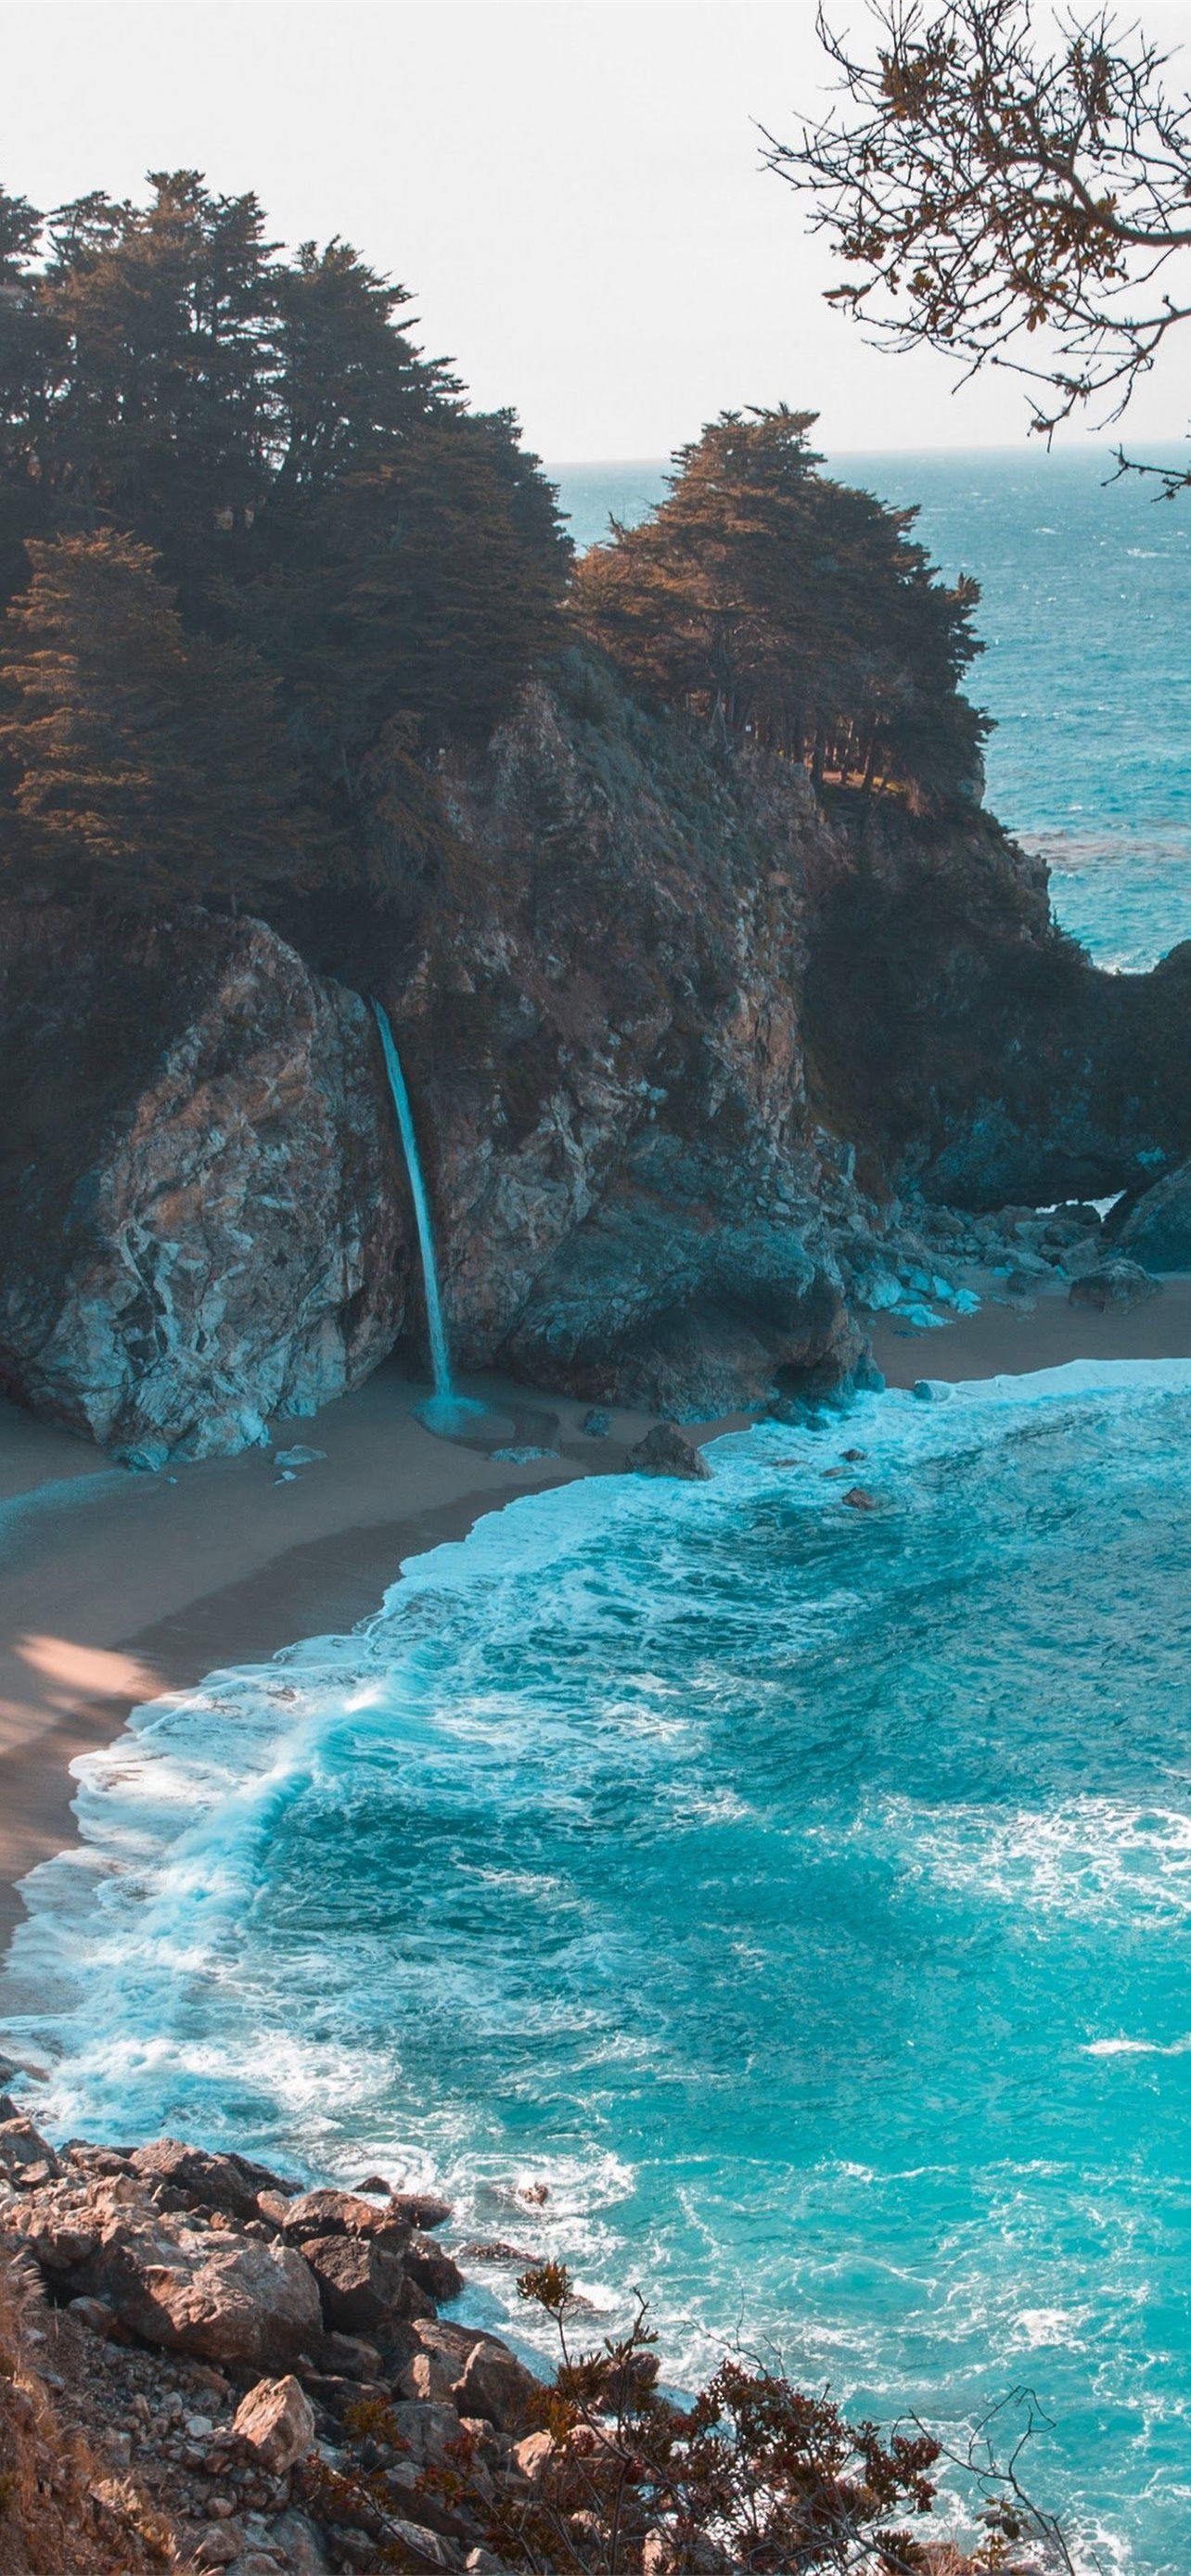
<box><xmin>544</xmin><ymin>436</ymin><xmax>1187</xmax><ymax>467</ymax></box>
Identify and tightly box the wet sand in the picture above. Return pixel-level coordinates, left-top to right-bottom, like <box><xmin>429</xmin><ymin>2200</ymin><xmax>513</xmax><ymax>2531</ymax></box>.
<box><xmin>0</xmin><ymin>1363</ymin><xmax>744</xmax><ymax>1950</ymax></box>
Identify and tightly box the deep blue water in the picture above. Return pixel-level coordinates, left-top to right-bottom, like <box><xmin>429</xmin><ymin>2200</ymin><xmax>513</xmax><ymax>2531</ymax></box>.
<box><xmin>554</xmin><ymin>448</ymin><xmax>1191</xmax><ymax>972</ymax></box>
<box><xmin>6</xmin><ymin>1367</ymin><xmax>1191</xmax><ymax>2573</ymax></box>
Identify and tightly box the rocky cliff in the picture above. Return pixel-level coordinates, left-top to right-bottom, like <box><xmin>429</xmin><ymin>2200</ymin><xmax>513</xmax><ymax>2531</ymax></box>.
<box><xmin>0</xmin><ymin>911</ymin><xmax>409</xmax><ymax>1465</ymax></box>
<box><xmin>1</xmin><ymin>650</ymin><xmax>1185</xmax><ymax>1460</ymax></box>
<box><xmin>803</xmin><ymin>795</ymin><xmax>1191</xmax><ymax>1205</ymax></box>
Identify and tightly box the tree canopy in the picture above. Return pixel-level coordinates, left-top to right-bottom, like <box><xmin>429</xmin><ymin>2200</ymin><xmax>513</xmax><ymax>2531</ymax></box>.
<box><xmin>766</xmin><ymin>0</ymin><xmax>1191</xmax><ymax>486</ymax></box>
<box><xmin>574</xmin><ymin>406</ymin><xmax>987</xmax><ymax>807</ymax></box>
<box><xmin>0</xmin><ymin>170</ymin><xmax>570</xmax><ymax>908</ymax></box>
<box><xmin>0</xmin><ymin>529</ymin><xmax>312</xmax><ymax>905</ymax></box>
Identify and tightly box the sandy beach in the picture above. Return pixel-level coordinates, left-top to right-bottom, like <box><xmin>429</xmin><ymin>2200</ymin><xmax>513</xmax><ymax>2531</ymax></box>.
<box><xmin>868</xmin><ymin>1267</ymin><xmax>1191</xmax><ymax>1384</ymax></box>
<box><xmin>3</xmin><ymin>1270</ymin><xmax>1190</xmax><ymax>1956</ymax></box>
<box><xmin>0</xmin><ymin>1364</ymin><xmax>706</xmax><ymax>1951</ymax></box>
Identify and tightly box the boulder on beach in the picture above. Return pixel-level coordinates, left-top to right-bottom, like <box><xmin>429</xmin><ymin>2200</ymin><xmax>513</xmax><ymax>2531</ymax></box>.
<box><xmin>626</xmin><ymin>1422</ymin><xmax>711</xmax><ymax>1480</ymax></box>
<box><xmin>1115</xmin><ymin>1160</ymin><xmax>1191</xmax><ymax>1271</ymax></box>
<box><xmin>1069</xmin><ymin>1259</ymin><xmax>1163</xmax><ymax>1314</ymax></box>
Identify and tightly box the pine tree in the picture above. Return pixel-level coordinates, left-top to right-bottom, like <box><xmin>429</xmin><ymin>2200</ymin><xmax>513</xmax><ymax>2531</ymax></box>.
<box><xmin>0</xmin><ymin>171</ymin><xmax>573</xmax><ymax>907</ymax></box>
<box><xmin>574</xmin><ymin>407</ymin><xmax>986</xmax><ymax>806</ymax></box>
<box><xmin>0</xmin><ymin>529</ymin><xmax>308</xmax><ymax>903</ymax></box>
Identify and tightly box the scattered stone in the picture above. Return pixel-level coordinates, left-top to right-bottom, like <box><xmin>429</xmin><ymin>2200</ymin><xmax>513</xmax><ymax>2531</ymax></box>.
<box><xmin>0</xmin><ymin>2117</ymin><xmax>60</xmax><ymax>2186</ymax></box>
<box><xmin>912</xmin><ymin>1380</ymin><xmax>950</xmax><ymax>1402</ymax></box>
<box><xmin>580</xmin><ymin>1408</ymin><xmax>612</xmax><ymax>1437</ymax></box>
<box><xmin>12</xmin><ymin>2179</ymin><xmax>324</xmax><ymax>2364</ymax></box>
<box><xmin>388</xmin><ymin>2193</ymin><xmax>454</xmax><ymax>2232</ymax></box>
<box><xmin>274</xmin><ymin>1445</ymin><xmax>327</xmax><ymax>1469</ymax></box>
<box><xmin>386</xmin><ymin>2518</ymin><xmax>457</xmax><ymax>2569</ymax></box>
<box><xmin>194</xmin><ymin>2527</ymin><xmax>244</xmax><ymax>2569</ymax></box>
<box><xmin>625</xmin><ymin>1422</ymin><xmax>711</xmax><ymax>1481</ymax></box>
<box><xmin>281</xmin><ymin>2187</ymin><xmax>412</xmax><ymax>2253</ymax></box>
<box><xmin>389</xmin><ymin>2397</ymin><xmax>462</xmax><ymax>2465</ymax></box>
<box><xmin>1069</xmin><ymin>1259</ymin><xmax>1163</xmax><ymax>1314</ymax></box>
<box><xmin>271</xmin><ymin>2507</ymin><xmax>335</xmax><ymax>2574</ymax></box>
<box><xmin>404</xmin><ymin>2235</ymin><xmax>465</xmax><ymax>2304</ymax></box>
<box><xmin>232</xmin><ymin>2373</ymin><xmax>316</xmax><ymax>2472</ymax></box>
<box><xmin>513</xmin><ymin>2429</ymin><xmax>555</xmax><ymax>2482</ymax></box>
<box><xmin>301</xmin><ymin>2231</ymin><xmax>420</xmax><ymax>2336</ymax></box>
<box><xmin>317</xmin><ymin>2330</ymin><xmax>386</xmax><ymax>2380</ymax></box>
<box><xmin>400</xmin><ymin>2348</ymin><xmax>456</xmax><ymax>2406</ymax></box>
<box><xmin>457</xmin><ymin>2240</ymin><xmax>536</xmax><ymax>2265</ymax></box>
<box><xmin>452</xmin><ymin>2338</ymin><xmax>541</xmax><ymax>2432</ymax></box>
<box><xmin>894</xmin><ymin>1302</ymin><xmax>945</xmax><ymax>1333</ymax></box>
<box><xmin>841</xmin><ymin>1486</ymin><xmax>878</xmax><ymax>1511</ymax></box>
<box><xmin>130</xmin><ymin>2137</ymin><xmax>296</xmax><ymax>2225</ymax></box>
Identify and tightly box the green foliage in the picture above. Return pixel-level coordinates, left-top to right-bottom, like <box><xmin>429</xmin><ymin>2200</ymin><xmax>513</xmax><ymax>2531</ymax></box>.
<box><xmin>574</xmin><ymin>407</ymin><xmax>988</xmax><ymax>810</ymax></box>
<box><xmin>0</xmin><ymin>170</ymin><xmax>570</xmax><ymax>913</ymax></box>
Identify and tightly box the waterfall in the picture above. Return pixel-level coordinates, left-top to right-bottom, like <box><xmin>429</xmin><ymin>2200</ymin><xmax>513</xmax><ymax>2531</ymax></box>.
<box><xmin>371</xmin><ymin>1000</ymin><xmax>455</xmax><ymax>1405</ymax></box>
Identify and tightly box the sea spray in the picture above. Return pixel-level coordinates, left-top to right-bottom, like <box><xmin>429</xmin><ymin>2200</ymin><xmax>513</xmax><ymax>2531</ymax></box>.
<box><xmin>6</xmin><ymin>1359</ymin><xmax>1191</xmax><ymax>2573</ymax></box>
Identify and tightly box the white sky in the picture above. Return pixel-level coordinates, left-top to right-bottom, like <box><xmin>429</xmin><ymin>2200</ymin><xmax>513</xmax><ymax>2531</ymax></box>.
<box><xmin>5</xmin><ymin>0</ymin><xmax>1191</xmax><ymax>461</ymax></box>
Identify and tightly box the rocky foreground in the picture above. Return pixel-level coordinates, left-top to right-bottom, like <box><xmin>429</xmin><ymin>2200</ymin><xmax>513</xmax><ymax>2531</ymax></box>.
<box><xmin>0</xmin><ymin>2095</ymin><xmax>1044</xmax><ymax>2576</ymax></box>
<box><xmin>0</xmin><ymin>2095</ymin><xmax>550</xmax><ymax>2576</ymax></box>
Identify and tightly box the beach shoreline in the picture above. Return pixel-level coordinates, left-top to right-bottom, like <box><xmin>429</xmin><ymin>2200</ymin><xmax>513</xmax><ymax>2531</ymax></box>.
<box><xmin>0</xmin><ymin>1361</ymin><xmax>709</xmax><ymax>1956</ymax></box>
<box><xmin>3</xmin><ymin>1269</ymin><xmax>1190</xmax><ymax>1959</ymax></box>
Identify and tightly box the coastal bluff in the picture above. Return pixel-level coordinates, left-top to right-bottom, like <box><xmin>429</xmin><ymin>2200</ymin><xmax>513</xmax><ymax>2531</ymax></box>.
<box><xmin>2</xmin><ymin>657</ymin><xmax>1188</xmax><ymax>1462</ymax></box>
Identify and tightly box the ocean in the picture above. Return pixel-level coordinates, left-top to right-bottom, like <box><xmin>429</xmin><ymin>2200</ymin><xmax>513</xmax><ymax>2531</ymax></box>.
<box><xmin>5</xmin><ymin>452</ymin><xmax>1191</xmax><ymax>2575</ymax></box>
<box><xmin>555</xmin><ymin>446</ymin><xmax>1191</xmax><ymax>974</ymax></box>
<box><xmin>9</xmin><ymin>1368</ymin><xmax>1191</xmax><ymax>2571</ymax></box>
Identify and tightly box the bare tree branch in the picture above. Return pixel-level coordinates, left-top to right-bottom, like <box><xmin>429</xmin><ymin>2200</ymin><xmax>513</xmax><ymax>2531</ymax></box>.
<box><xmin>764</xmin><ymin>0</ymin><xmax>1191</xmax><ymax>485</ymax></box>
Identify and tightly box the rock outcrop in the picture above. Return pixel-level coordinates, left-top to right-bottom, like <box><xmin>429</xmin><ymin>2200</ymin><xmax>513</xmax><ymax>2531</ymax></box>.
<box><xmin>626</xmin><ymin>1422</ymin><xmax>712</xmax><ymax>1480</ymax></box>
<box><xmin>0</xmin><ymin>2111</ymin><xmax>1013</xmax><ymax>2576</ymax></box>
<box><xmin>0</xmin><ymin>906</ymin><xmax>411</xmax><ymax>1464</ymax></box>
<box><xmin>0</xmin><ymin>2114</ymin><xmax>544</xmax><ymax>2574</ymax></box>
<box><xmin>803</xmin><ymin>799</ymin><xmax>1191</xmax><ymax>1206</ymax></box>
<box><xmin>1115</xmin><ymin>1157</ymin><xmax>1191</xmax><ymax>1270</ymax></box>
<box><xmin>2</xmin><ymin>653</ymin><xmax>1187</xmax><ymax>1460</ymax></box>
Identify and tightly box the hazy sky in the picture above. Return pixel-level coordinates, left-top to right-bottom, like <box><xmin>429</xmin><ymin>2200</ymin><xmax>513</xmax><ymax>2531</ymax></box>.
<box><xmin>6</xmin><ymin>0</ymin><xmax>1191</xmax><ymax>461</ymax></box>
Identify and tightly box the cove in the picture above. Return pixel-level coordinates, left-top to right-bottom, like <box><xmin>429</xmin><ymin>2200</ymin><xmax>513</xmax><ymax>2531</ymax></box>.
<box><xmin>6</xmin><ymin>1360</ymin><xmax>1191</xmax><ymax>2575</ymax></box>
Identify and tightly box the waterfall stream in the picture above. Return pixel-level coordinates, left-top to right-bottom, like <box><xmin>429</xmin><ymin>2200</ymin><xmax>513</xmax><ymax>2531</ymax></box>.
<box><xmin>371</xmin><ymin>1000</ymin><xmax>456</xmax><ymax>1408</ymax></box>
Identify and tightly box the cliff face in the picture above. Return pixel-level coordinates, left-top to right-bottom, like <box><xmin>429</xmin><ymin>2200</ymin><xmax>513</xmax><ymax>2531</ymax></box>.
<box><xmin>377</xmin><ymin>659</ymin><xmax>868</xmax><ymax>1414</ymax></box>
<box><xmin>0</xmin><ymin>910</ymin><xmax>409</xmax><ymax>1464</ymax></box>
<box><xmin>803</xmin><ymin>797</ymin><xmax>1191</xmax><ymax>1205</ymax></box>
<box><xmin>0</xmin><ymin>654</ymin><xmax>1185</xmax><ymax>1460</ymax></box>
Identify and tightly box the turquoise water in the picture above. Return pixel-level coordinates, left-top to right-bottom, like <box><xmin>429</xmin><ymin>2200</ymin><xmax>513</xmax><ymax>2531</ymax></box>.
<box><xmin>7</xmin><ymin>1363</ymin><xmax>1191</xmax><ymax>2572</ymax></box>
<box><xmin>555</xmin><ymin>448</ymin><xmax>1191</xmax><ymax>972</ymax></box>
